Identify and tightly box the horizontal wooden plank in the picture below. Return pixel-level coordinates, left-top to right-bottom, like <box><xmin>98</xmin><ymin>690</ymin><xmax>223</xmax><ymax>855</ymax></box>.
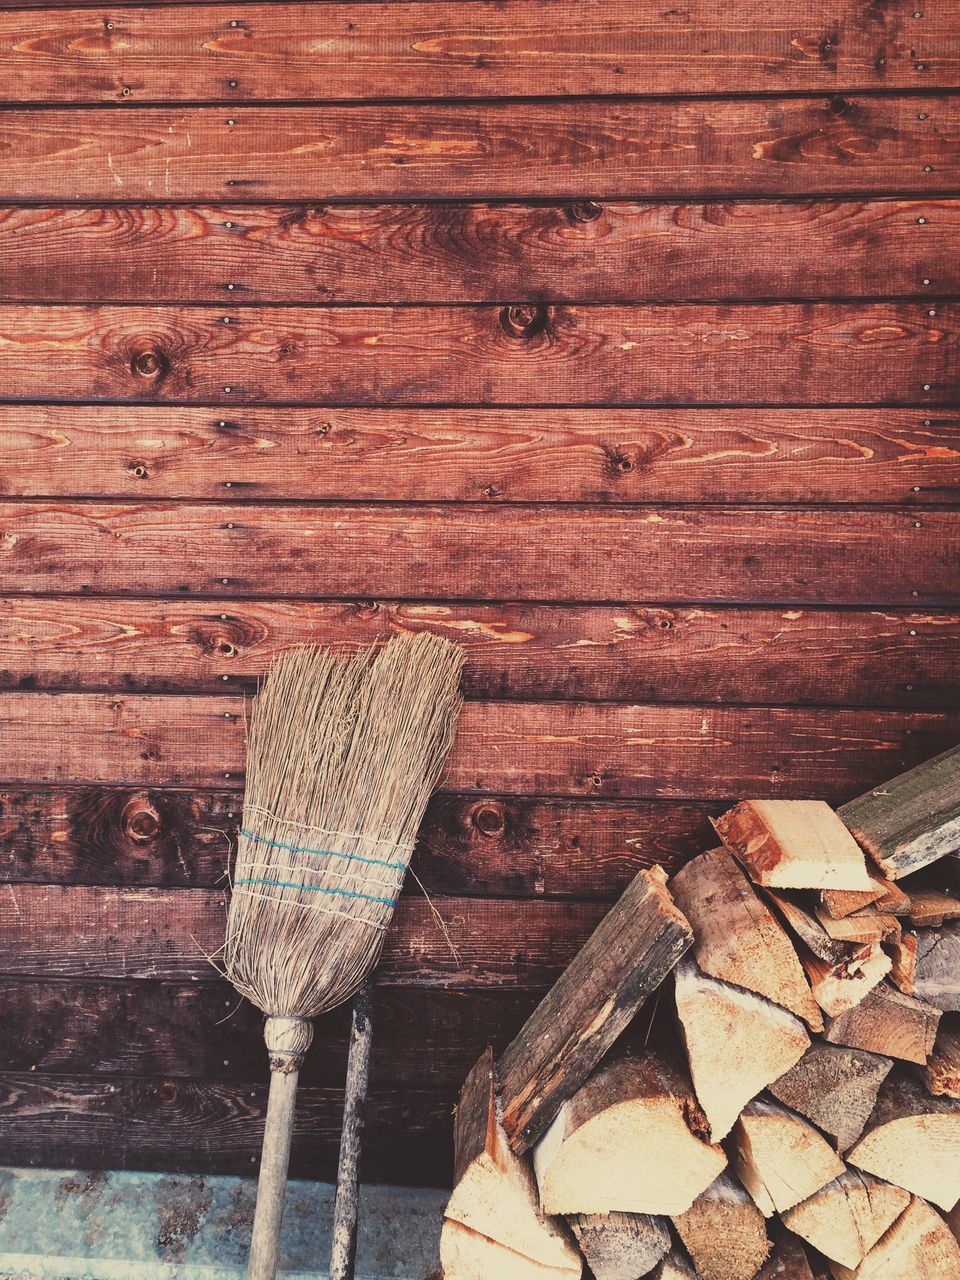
<box><xmin>0</xmin><ymin>502</ymin><xmax>956</xmax><ymax>605</ymax></box>
<box><xmin>0</xmin><ymin>1072</ymin><xmax>453</xmax><ymax>1184</ymax></box>
<box><xmin>0</xmin><ymin>980</ymin><xmax>540</xmax><ymax>1088</ymax></box>
<box><xmin>0</xmin><ymin>787</ymin><xmax>718</xmax><ymax>893</ymax></box>
<box><xmin>0</xmin><ymin>98</ymin><xmax>956</xmax><ymax>201</ymax></box>
<box><xmin>1</xmin><ymin>0</ymin><xmax>954</xmax><ymax>101</ymax></box>
<box><xmin>1</xmin><ymin>304</ymin><xmax>954</xmax><ymax>406</ymax></box>
<box><xmin>0</xmin><ymin>885</ymin><xmax>608</xmax><ymax>985</ymax></box>
<box><xmin>4</xmin><ymin>406</ymin><xmax>960</xmax><ymax>502</ymax></box>
<box><xmin>3</xmin><ymin>200</ymin><xmax>959</xmax><ymax>304</ymax></box>
<box><xmin>1</xmin><ymin>597</ymin><xmax>957</xmax><ymax>707</ymax></box>
<box><xmin>0</xmin><ymin>694</ymin><xmax>956</xmax><ymax>797</ymax></box>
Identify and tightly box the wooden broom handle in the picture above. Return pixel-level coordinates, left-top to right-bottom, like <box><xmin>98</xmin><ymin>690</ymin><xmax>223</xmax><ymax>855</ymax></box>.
<box><xmin>247</xmin><ymin>1015</ymin><xmax>314</xmax><ymax>1280</ymax></box>
<box><xmin>329</xmin><ymin>980</ymin><xmax>375</xmax><ymax>1280</ymax></box>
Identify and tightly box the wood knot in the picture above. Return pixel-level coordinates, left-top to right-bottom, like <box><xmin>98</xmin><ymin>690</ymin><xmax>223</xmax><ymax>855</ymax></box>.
<box><xmin>500</xmin><ymin>304</ymin><xmax>551</xmax><ymax>340</ymax></box>
<box><xmin>131</xmin><ymin>347</ymin><xmax>169</xmax><ymax>380</ymax></box>
<box><xmin>472</xmin><ymin>802</ymin><xmax>506</xmax><ymax>837</ymax></box>
<box><xmin>158</xmin><ymin>1081</ymin><xmax>179</xmax><ymax>1104</ymax></box>
<box><xmin>828</xmin><ymin>94</ymin><xmax>853</xmax><ymax>115</ymax></box>
<box><xmin>567</xmin><ymin>201</ymin><xmax>604</xmax><ymax>224</ymax></box>
<box><xmin>122</xmin><ymin>796</ymin><xmax>162</xmax><ymax>844</ymax></box>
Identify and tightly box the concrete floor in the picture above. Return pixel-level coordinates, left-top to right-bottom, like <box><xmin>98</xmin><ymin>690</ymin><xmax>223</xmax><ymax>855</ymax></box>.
<box><xmin>0</xmin><ymin>1167</ymin><xmax>446</xmax><ymax>1280</ymax></box>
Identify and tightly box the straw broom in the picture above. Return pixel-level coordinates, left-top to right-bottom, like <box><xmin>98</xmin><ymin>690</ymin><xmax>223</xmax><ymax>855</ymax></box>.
<box><xmin>223</xmin><ymin>633</ymin><xmax>464</xmax><ymax>1280</ymax></box>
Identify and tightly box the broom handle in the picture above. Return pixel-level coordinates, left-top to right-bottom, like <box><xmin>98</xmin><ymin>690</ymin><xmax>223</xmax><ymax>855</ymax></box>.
<box><xmin>248</xmin><ymin>1016</ymin><xmax>314</xmax><ymax>1280</ymax></box>
<box><xmin>329</xmin><ymin>979</ymin><xmax>375</xmax><ymax>1280</ymax></box>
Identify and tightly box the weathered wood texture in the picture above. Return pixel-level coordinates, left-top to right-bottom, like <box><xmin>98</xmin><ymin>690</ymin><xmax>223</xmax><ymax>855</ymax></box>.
<box><xmin>0</xmin><ymin>786</ymin><xmax>719</xmax><ymax>894</ymax></box>
<box><xmin>0</xmin><ymin>304</ymin><xmax>957</xmax><ymax>405</ymax></box>
<box><xmin>1</xmin><ymin>597</ymin><xmax>958</xmax><ymax>707</ymax></box>
<box><xmin>0</xmin><ymin>1072</ymin><xmax>454</xmax><ymax>1185</ymax></box>
<box><xmin>0</xmin><ymin>884</ymin><xmax>608</xmax><ymax>986</ymax></box>
<box><xmin>1</xmin><ymin>0</ymin><xmax>954</xmax><ymax>100</ymax></box>
<box><xmin>0</xmin><ymin>694</ymin><xmax>956</xmax><ymax>797</ymax></box>
<box><xmin>1</xmin><ymin>98</ymin><xmax>957</xmax><ymax>201</ymax></box>
<box><xmin>1</xmin><ymin>503</ymin><xmax>958</xmax><ymax>606</ymax></box>
<box><xmin>4</xmin><ymin>202</ymin><xmax>959</xmax><ymax>304</ymax></box>
<box><xmin>4</xmin><ymin>406</ymin><xmax>959</xmax><ymax>504</ymax></box>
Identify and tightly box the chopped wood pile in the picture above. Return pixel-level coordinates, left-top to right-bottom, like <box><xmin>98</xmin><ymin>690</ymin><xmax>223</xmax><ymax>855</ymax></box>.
<box><xmin>436</xmin><ymin>745</ymin><xmax>960</xmax><ymax>1280</ymax></box>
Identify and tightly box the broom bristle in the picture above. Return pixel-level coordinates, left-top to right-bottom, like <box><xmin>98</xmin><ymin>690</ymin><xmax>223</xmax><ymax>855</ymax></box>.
<box><xmin>223</xmin><ymin>632</ymin><xmax>464</xmax><ymax>1019</ymax></box>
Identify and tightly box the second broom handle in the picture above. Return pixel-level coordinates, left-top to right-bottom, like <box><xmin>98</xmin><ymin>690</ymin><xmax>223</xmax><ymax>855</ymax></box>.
<box><xmin>247</xmin><ymin>1016</ymin><xmax>314</xmax><ymax>1280</ymax></box>
<box><xmin>329</xmin><ymin>980</ymin><xmax>375</xmax><ymax>1280</ymax></box>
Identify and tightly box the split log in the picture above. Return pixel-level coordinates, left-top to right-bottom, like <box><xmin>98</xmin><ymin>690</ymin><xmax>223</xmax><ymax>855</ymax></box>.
<box><xmin>815</xmin><ymin>907</ymin><xmax>901</xmax><ymax>946</ymax></box>
<box><xmin>670</xmin><ymin>848</ymin><xmax>822</xmax><ymax>1029</ymax></box>
<box><xmin>730</xmin><ymin>1097</ymin><xmax>846</xmax><ymax>1216</ymax></box>
<box><xmin>566</xmin><ymin>1212</ymin><xmax>670</xmax><ymax>1280</ymax></box>
<box><xmin>714</xmin><ymin>801</ymin><xmax>873</xmax><ymax>892</ymax></box>
<box><xmin>870</xmin><ymin>877</ymin><xmax>912</xmax><ymax>915</ymax></box>
<box><xmin>824</xmin><ymin>982</ymin><xmax>941</xmax><ymax>1066</ymax></box>
<box><xmin>828</xmin><ymin>1195</ymin><xmax>960</xmax><ymax>1280</ymax></box>
<box><xmin>533</xmin><ymin>1050</ymin><xmax>726</xmax><ymax>1217</ymax></box>
<box><xmin>768</xmin><ymin>1043</ymin><xmax>892</xmax><ymax>1152</ymax></box>
<box><xmin>800</xmin><ymin>946</ymin><xmax>891</xmax><ymax>1020</ymax></box>
<box><xmin>497</xmin><ymin>866</ymin><xmax>693</xmax><ymax>1153</ymax></box>
<box><xmin>923</xmin><ymin>1014</ymin><xmax>960</xmax><ymax>1099</ymax></box>
<box><xmin>765</xmin><ymin>891</ymin><xmax>863</xmax><ymax>965</ymax></box>
<box><xmin>847</xmin><ymin>1069</ymin><xmax>960</xmax><ymax>1210</ymax></box>
<box><xmin>440</xmin><ymin>1049</ymin><xmax>582</xmax><ymax>1280</ymax></box>
<box><xmin>821</xmin><ymin>875</ymin><xmax>910</xmax><ymax>921</ymax></box>
<box><xmin>885</xmin><ymin>932</ymin><xmax>917</xmax><ymax>995</ymax></box>
<box><xmin>673</xmin><ymin>956</ymin><xmax>809</xmax><ymax>1140</ymax></box>
<box><xmin>780</xmin><ymin>1170</ymin><xmax>909</xmax><ymax>1269</ymax></box>
<box><xmin>838</xmin><ymin>742</ymin><xmax>960</xmax><ymax>879</ymax></box>
<box><xmin>671</xmin><ymin>1171</ymin><xmax>770</xmax><ymax>1280</ymax></box>
<box><xmin>912</xmin><ymin>922</ymin><xmax>960</xmax><ymax>1011</ymax></box>
<box><xmin>904</xmin><ymin>889</ymin><xmax>960</xmax><ymax>928</ymax></box>
<box><xmin>652</xmin><ymin>1249</ymin><xmax>697</xmax><ymax>1280</ymax></box>
<box><xmin>756</xmin><ymin>1231</ymin><xmax>818</xmax><ymax>1280</ymax></box>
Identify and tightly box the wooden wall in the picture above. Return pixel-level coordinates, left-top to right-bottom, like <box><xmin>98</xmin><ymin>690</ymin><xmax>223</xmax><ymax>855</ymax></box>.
<box><xmin>0</xmin><ymin>0</ymin><xmax>959</xmax><ymax>1187</ymax></box>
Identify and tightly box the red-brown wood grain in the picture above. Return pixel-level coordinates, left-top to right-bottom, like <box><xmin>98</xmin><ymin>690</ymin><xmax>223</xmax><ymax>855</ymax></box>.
<box><xmin>0</xmin><ymin>596</ymin><xmax>955</xmax><ymax>706</ymax></box>
<box><xmin>0</xmin><ymin>304</ymin><xmax>956</xmax><ymax>405</ymax></box>
<box><xmin>0</xmin><ymin>97</ymin><xmax>955</xmax><ymax>201</ymax></box>
<box><xmin>4</xmin><ymin>406</ymin><xmax>959</xmax><ymax>502</ymax></box>
<box><xmin>4</xmin><ymin>201</ymin><xmax>956</xmax><ymax>304</ymax></box>
<box><xmin>0</xmin><ymin>1072</ymin><xmax>454</xmax><ymax>1184</ymax></box>
<box><xmin>0</xmin><ymin>693</ymin><xmax>955</xmax><ymax>797</ymax></box>
<box><xmin>0</xmin><ymin>0</ymin><xmax>952</xmax><ymax>101</ymax></box>
<box><xmin>0</xmin><ymin>501</ymin><xmax>955</xmax><ymax>605</ymax></box>
<box><xmin>0</xmin><ymin>786</ymin><xmax>717</xmax><ymax>893</ymax></box>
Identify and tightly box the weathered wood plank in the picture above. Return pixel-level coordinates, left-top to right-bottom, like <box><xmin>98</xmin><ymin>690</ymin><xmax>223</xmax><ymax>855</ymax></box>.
<box><xmin>4</xmin><ymin>406</ymin><xmax>959</xmax><ymax>503</ymax></box>
<box><xmin>1</xmin><ymin>0</ymin><xmax>954</xmax><ymax>101</ymax></box>
<box><xmin>0</xmin><ymin>304</ymin><xmax>955</xmax><ymax>406</ymax></box>
<box><xmin>0</xmin><ymin>1072</ymin><xmax>454</xmax><ymax>1185</ymax></box>
<box><xmin>0</xmin><ymin>786</ymin><xmax>718</xmax><ymax>893</ymax></box>
<box><xmin>3</xmin><ymin>202</ymin><xmax>959</xmax><ymax>304</ymax></box>
<box><xmin>0</xmin><ymin>694</ymin><xmax>956</xmax><ymax>798</ymax></box>
<box><xmin>0</xmin><ymin>980</ymin><xmax>541</xmax><ymax>1089</ymax></box>
<box><xmin>1</xmin><ymin>502</ymin><xmax>957</xmax><ymax>606</ymax></box>
<box><xmin>0</xmin><ymin>885</ymin><xmax>610</xmax><ymax>985</ymax></box>
<box><xmin>0</xmin><ymin>597</ymin><xmax>957</xmax><ymax>708</ymax></box>
<box><xmin>0</xmin><ymin>98</ymin><xmax>956</xmax><ymax>201</ymax></box>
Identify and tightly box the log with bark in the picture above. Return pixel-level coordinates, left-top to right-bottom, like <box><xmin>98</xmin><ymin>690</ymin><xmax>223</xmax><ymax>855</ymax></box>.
<box><xmin>673</xmin><ymin>955</ymin><xmax>809</xmax><ymax>1140</ymax></box>
<box><xmin>532</xmin><ymin>1049</ymin><xmax>726</xmax><ymax>1216</ymax></box>
<box><xmin>767</xmin><ymin>1043</ymin><xmax>892</xmax><ymax>1152</ymax></box>
<box><xmin>497</xmin><ymin>866</ymin><xmax>693</xmax><ymax>1153</ymax></box>
<box><xmin>440</xmin><ymin>1048</ymin><xmax>582</xmax><ymax>1280</ymax></box>
<box><xmin>924</xmin><ymin>1014</ymin><xmax>960</xmax><ymax>1098</ymax></box>
<box><xmin>714</xmin><ymin>801</ymin><xmax>874</xmax><ymax>891</ymax></box>
<box><xmin>838</xmin><ymin>742</ymin><xmax>960</xmax><ymax>880</ymax></box>
<box><xmin>671</xmin><ymin>1170</ymin><xmax>771</xmax><ymax>1280</ymax></box>
<box><xmin>846</xmin><ymin>1069</ymin><xmax>960</xmax><ymax>1211</ymax></box>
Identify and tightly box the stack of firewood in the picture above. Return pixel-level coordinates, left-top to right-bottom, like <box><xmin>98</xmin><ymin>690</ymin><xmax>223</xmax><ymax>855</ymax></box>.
<box><xmin>436</xmin><ymin>745</ymin><xmax>960</xmax><ymax>1280</ymax></box>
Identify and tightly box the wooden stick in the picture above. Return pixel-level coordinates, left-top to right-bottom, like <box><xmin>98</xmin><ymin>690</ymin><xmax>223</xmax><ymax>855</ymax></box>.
<box><xmin>329</xmin><ymin>980</ymin><xmax>374</xmax><ymax>1280</ymax></box>
<box><xmin>247</xmin><ymin>1016</ymin><xmax>314</xmax><ymax>1280</ymax></box>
